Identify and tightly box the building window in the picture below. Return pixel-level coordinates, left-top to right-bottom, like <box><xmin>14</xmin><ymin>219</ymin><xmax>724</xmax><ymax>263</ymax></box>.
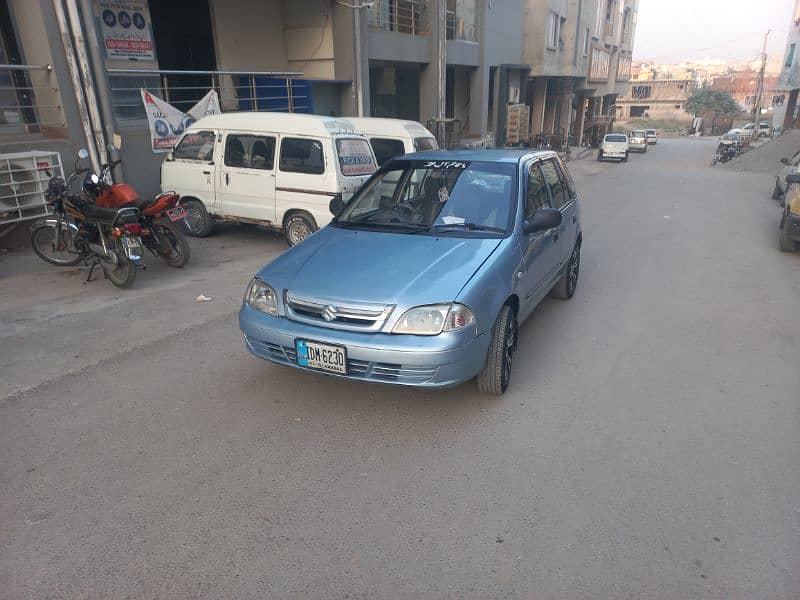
<box><xmin>631</xmin><ymin>85</ymin><xmax>651</xmax><ymax>99</ymax></box>
<box><xmin>787</xmin><ymin>43</ymin><xmax>796</xmax><ymax>68</ymax></box>
<box><xmin>583</xmin><ymin>27</ymin><xmax>591</xmax><ymax>56</ymax></box>
<box><xmin>617</xmin><ymin>56</ymin><xmax>632</xmax><ymax>81</ymax></box>
<box><xmin>589</xmin><ymin>47</ymin><xmax>612</xmax><ymax>81</ymax></box>
<box><xmin>547</xmin><ymin>12</ymin><xmax>559</xmax><ymax>49</ymax></box>
<box><xmin>675</xmin><ymin>104</ymin><xmax>682</xmax><ymax>109</ymax></box>
<box><xmin>446</xmin><ymin>0</ymin><xmax>478</xmax><ymax>42</ymax></box>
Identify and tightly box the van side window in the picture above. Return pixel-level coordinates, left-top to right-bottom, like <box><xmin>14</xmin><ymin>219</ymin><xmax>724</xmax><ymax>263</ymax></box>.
<box><xmin>414</xmin><ymin>137</ymin><xmax>438</xmax><ymax>151</ymax></box>
<box><xmin>224</xmin><ymin>135</ymin><xmax>249</xmax><ymax>168</ymax></box>
<box><xmin>540</xmin><ymin>160</ymin><xmax>567</xmax><ymax>210</ymax></box>
<box><xmin>370</xmin><ymin>138</ymin><xmax>405</xmax><ymax>166</ymax></box>
<box><xmin>526</xmin><ymin>164</ymin><xmax>550</xmax><ymax>219</ymax></box>
<box><xmin>250</xmin><ymin>137</ymin><xmax>275</xmax><ymax>170</ymax></box>
<box><xmin>173</xmin><ymin>131</ymin><xmax>215</xmax><ymax>161</ymax></box>
<box><xmin>280</xmin><ymin>138</ymin><xmax>324</xmax><ymax>174</ymax></box>
<box><xmin>224</xmin><ymin>135</ymin><xmax>276</xmax><ymax>170</ymax></box>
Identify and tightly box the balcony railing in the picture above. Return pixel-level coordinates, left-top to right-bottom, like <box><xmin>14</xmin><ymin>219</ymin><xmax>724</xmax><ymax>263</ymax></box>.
<box><xmin>0</xmin><ymin>63</ymin><xmax>65</xmax><ymax>145</ymax></box>
<box><xmin>106</xmin><ymin>69</ymin><xmax>307</xmax><ymax>121</ymax></box>
<box><xmin>368</xmin><ymin>0</ymin><xmax>428</xmax><ymax>36</ymax></box>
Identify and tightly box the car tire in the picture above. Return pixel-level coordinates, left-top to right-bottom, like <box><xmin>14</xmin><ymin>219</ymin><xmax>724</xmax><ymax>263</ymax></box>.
<box><xmin>550</xmin><ymin>243</ymin><xmax>581</xmax><ymax>300</ymax></box>
<box><xmin>597</xmin><ymin>151</ymin><xmax>603</xmax><ymax>162</ymax></box>
<box><xmin>779</xmin><ymin>213</ymin><xmax>796</xmax><ymax>252</ymax></box>
<box><xmin>283</xmin><ymin>212</ymin><xmax>317</xmax><ymax>246</ymax></box>
<box><xmin>477</xmin><ymin>304</ymin><xmax>517</xmax><ymax>396</ymax></box>
<box><xmin>623</xmin><ymin>152</ymin><xmax>629</xmax><ymax>163</ymax></box>
<box><xmin>181</xmin><ymin>199</ymin><xmax>214</xmax><ymax>237</ymax></box>
<box><xmin>772</xmin><ymin>180</ymin><xmax>784</xmax><ymax>202</ymax></box>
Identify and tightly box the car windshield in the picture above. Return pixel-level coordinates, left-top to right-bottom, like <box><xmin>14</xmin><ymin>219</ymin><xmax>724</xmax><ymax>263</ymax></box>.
<box><xmin>606</xmin><ymin>134</ymin><xmax>628</xmax><ymax>142</ymax></box>
<box><xmin>334</xmin><ymin>159</ymin><xmax>516</xmax><ymax>236</ymax></box>
<box><xmin>646</xmin><ymin>129</ymin><xmax>656</xmax><ymax>135</ymax></box>
<box><xmin>630</xmin><ymin>130</ymin><xmax>646</xmax><ymax>137</ymax></box>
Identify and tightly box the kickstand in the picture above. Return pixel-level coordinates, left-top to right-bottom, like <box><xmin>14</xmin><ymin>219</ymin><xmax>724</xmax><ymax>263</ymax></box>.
<box><xmin>85</xmin><ymin>260</ymin><xmax>99</xmax><ymax>283</ymax></box>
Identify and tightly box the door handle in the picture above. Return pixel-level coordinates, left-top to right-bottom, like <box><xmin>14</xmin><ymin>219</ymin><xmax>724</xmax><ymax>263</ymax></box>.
<box><xmin>572</xmin><ymin>215</ymin><xmax>577</xmax><ymax>224</ymax></box>
<box><xmin>225</xmin><ymin>173</ymin><xmax>230</xmax><ymax>185</ymax></box>
<box><xmin>202</xmin><ymin>170</ymin><xmax>211</xmax><ymax>175</ymax></box>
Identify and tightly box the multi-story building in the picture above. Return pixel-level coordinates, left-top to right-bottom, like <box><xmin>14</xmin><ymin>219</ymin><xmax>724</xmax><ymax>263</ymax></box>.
<box><xmin>774</xmin><ymin>0</ymin><xmax>800</xmax><ymax>131</ymax></box>
<box><xmin>0</xmin><ymin>0</ymin><xmax>638</xmax><ymax>228</ymax></box>
<box><xmin>616</xmin><ymin>78</ymin><xmax>695</xmax><ymax>120</ymax></box>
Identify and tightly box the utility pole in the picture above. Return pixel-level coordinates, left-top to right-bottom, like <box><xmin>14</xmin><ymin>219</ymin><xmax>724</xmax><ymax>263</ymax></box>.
<box><xmin>752</xmin><ymin>29</ymin><xmax>770</xmax><ymax>136</ymax></box>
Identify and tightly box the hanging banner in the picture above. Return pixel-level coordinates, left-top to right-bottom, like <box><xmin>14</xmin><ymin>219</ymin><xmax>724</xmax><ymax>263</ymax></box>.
<box><xmin>141</xmin><ymin>90</ymin><xmax>220</xmax><ymax>152</ymax></box>
<box><xmin>96</xmin><ymin>0</ymin><xmax>156</xmax><ymax>63</ymax></box>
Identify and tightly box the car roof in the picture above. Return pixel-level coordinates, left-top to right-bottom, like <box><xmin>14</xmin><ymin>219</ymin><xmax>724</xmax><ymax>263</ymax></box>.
<box><xmin>396</xmin><ymin>148</ymin><xmax>559</xmax><ymax>164</ymax></box>
<box><xmin>188</xmin><ymin>112</ymin><xmax>364</xmax><ymax>138</ymax></box>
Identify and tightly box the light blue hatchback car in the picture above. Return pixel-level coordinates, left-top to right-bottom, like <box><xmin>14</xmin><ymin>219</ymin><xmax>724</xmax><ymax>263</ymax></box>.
<box><xmin>239</xmin><ymin>149</ymin><xmax>582</xmax><ymax>394</ymax></box>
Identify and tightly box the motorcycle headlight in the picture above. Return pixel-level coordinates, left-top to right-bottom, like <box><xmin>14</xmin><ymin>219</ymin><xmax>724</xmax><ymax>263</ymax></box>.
<box><xmin>245</xmin><ymin>278</ymin><xmax>279</xmax><ymax>316</ymax></box>
<box><xmin>392</xmin><ymin>303</ymin><xmax>475</xmax><ymax>335</ymax></box>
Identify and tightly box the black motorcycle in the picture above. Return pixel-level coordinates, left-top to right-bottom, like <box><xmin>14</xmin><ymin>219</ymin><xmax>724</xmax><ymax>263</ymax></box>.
<box><xmin>30</xmin><ymin>149</ymin><xmax>146</xmax><ymax>288</ymax></box>
<box><xmin>711</xmin><ymin>140</ymin><xmax>742</xmax><ymax>166</ymax></box>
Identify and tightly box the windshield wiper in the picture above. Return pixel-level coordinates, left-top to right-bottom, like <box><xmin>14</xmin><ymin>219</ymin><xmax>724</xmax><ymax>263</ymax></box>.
<box><xmin>429</xmin><ymin>223</ymin><xmax>506</xmax><ymax>233</ymax></box>
<box><xmin>337</xmin><ymin>218</ymin><xmax>428</xmax><ymax>232</ymax></box>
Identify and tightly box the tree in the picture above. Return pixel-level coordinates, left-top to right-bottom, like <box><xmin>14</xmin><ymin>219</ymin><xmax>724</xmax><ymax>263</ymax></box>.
<box><xmin>685</xmin><ymin>88</ymin><xmax>740</xmax><ymax>118</ymax></box>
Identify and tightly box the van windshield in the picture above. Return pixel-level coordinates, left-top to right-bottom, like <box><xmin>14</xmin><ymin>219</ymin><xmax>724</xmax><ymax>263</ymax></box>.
<box><xmin>335</xmin><ymin>160</ymin><xmax>515</xmax><ymax>237</ymax></box>
<box><xmin>335</xmin><ymin>138</ymin><xmax>377</xmax><ymax>177</ymax></box>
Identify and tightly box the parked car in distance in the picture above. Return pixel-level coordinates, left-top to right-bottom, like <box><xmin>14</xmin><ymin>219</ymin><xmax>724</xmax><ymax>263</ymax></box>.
<box><xmin>598</xmin><ymin>133</ymin><xmax>629</xmax><ymax>162</ymax></box>
<box><xmin>779</xmin><ymin>174</ymin><xmax>800</xmax><ymax>252</ymax></box>
<box><xmin>239</xmin><ymin>149</ymin><xmax>583</xmax><ymax>395</ymax></box>
<box><xmin>645</xmin><ymin>129</ymin><xmax>658</xmax><ymax>145</ymax></box>
<box><xmin>161</xmin><ymin>113</ymin><xmax>378</xmax><ymax>246</ymax></box>
<box><xmin>628</xmin><ymin>130</ymin><xmax>648</xmax><ymax>153</ymax></box>
<box><xmin>742</xmin><ymin>122</ymin><xmax>771</xmax><ymax>138</ymax></box>
<box><xmin>347</xmin><ymin>117</ymin><xmax>438</xmax><ymax>166</ymax></box>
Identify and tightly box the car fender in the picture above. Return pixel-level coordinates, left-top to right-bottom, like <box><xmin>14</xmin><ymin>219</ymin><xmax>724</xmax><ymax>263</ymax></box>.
<box><xmin>455</xmin><ymin>237</ymin><xmax>524</xmax><ymax>336</ymax></box>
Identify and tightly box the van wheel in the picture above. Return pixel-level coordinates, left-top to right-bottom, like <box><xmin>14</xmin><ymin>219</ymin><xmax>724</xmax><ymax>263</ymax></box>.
<box><xmin>477</xmin><ymin>305</ymin><xmax>517</xmax><ymax>396</ymax></box>
<box><xmin>550</xmin><ymin>243</ymin><xmax>581</xmax><ymax>299</ymax></box>
<box><xmin>284</xmin><ymin>213</ymin><xmax>317</xmax><ymax>246</ymax></box>
<box><xmin>181</xmin><ymin>199</ymin><xmax>213</xmax><ymax>237</ymax></box>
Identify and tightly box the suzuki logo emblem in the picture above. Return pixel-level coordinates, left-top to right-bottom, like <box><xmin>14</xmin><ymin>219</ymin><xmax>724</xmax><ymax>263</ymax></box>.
<box><xmin>322</xmin><ymin>305</ymin><xmax>338</xmax><ymax>322</ymax></box>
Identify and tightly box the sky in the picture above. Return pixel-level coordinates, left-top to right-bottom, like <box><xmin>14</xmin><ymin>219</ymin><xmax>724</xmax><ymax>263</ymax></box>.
<box><xmin>633</xmin><ymin>0</ymin><xmax>795</xmax><ymax>63</ymax></box>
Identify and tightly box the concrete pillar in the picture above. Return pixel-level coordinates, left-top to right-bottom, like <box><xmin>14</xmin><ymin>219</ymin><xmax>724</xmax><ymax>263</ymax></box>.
<box><xmin>420</xmin><ymin>0</ymin><xmax>445</xmax><ymax>125</ymax></box>
<box><xmin>530</xmin><ymin>78</ymin><xmax>547</xmax><ymax>136</ymax></box>
<box><xmin>332</xmin><ymin>3</ymin><xmax>369</xmax><ymax>116</ymax></box>
<box><xmin>573</xmin><ymin>91</ymin><xmax>586</xmax><ymax>145</ymax></box>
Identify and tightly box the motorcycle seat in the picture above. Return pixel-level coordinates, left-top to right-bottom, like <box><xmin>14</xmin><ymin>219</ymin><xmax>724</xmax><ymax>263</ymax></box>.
<box><xmin>81</xmin><ymin>202</ymin><xmax>138</xmax><ymax>224</ymax></box>
<box><xmin>130</xmin><ymin>196</ymin><xmax>159</xmax><ymax>210</ymax></box>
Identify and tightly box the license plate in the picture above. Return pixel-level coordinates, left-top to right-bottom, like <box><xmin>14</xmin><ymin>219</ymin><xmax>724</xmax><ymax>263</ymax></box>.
<box><xmin>295</xmin><ymin>339</ymin><xmax>347</xmax><ymax>374</ymax></box>
<box><xmin>166</xmin><ymin>206</ymin><xmax>187</xmax><ymax>222</ymax></box>
<box><xmin>122</xmin><ymin>236</ymin><xmax>143</xmax><ymax>259</ymax></box>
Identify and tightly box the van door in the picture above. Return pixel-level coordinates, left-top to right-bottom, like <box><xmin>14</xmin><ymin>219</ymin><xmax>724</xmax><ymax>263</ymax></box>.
<box><xmin>161</xmin><ymin>130</ymin><xmax>217</xmax><ymax>207</ymax></box>
<box><xmin>217</xmin><ymin>132</ymin><xmax>277</xmax><ymax>222</ymax></box>
<box><xmin>519</xmin><ymin>161</ymin><xmax>561</xmax><ymax>315</ymax></box>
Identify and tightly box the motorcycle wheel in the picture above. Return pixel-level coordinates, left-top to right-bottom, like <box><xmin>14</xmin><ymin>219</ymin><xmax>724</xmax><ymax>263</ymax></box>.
<box><xmin>152</xmin><ymin>217</ymin><xmax>191</xmax><ymax>268</ymax></box>
<box><xmin>103</xmin><ymin>253</ymin><xmax>136</xmax><ymax>288</ymax></box>
<box><xmin>711</xmin><ymin>155</ymin><xmax>720</xmax><ymax>166</ymax></box>
<box><xmin>31</xmin><ymin>224</ymin><xmax>82</xmax><ymax>266</ymax></box>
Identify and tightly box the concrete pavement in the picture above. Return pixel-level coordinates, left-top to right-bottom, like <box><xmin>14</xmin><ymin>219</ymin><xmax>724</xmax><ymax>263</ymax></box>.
<box><xmin>1</xmin><ymin>138</ymin><xmax>798</xmax><ymax>599</ymax></box>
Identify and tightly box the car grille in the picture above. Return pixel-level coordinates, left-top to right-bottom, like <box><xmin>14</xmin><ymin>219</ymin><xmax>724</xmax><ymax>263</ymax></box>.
<box><xmin>249</xmin><ymin>339</ymin><xmax>438</xmax><ymax>385</ymax></box>
<box><xmin>284</xmin><ymin>292</ymin><xmax>395</xmax><ymax>332</ymax></box>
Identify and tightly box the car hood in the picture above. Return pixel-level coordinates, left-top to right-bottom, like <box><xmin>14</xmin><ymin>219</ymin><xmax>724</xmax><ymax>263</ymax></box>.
<box><xmin>258</xmin><ymin>226</ymin><xmax>503</xmax><ymax>306</ymax></box>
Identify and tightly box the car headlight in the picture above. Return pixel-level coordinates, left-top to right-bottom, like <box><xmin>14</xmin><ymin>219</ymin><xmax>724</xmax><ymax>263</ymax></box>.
<box><xmin>392</xmin><ymin>303</ymin><xmax>475</xmax><ymax>335</ymax></box>
<box><xmin>245</xmin><ymin>278</ymin><xmax>279</xmax><ymax>316</ymax></box>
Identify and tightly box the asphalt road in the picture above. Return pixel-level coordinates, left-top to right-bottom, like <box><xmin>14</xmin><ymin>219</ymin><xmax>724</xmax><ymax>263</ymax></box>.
<box><xmin>1</xmin><ymin>138</ymin><xmax>798</xmax><ymax>599</ymax></box>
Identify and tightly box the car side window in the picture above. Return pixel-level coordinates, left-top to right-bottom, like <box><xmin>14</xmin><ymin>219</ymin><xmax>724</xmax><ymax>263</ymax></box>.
<box><xmin>370</xmin><ymin>138</ymin><xmax>406</xmax><ymax>166</ymax></box>
<box><xmin>280</xmin><ymin>138</ymin><xmax>325</xmax><ymax>174</ymax></box>
<box><xmin>540</xmin><ymin>160</ymin><xmax>567</xmax><ymax>210</ymax></box>
<box><xmin>173</xmin><ymin>131</ymin><xmax>215</xmax><ymax>161</ymax></box>
<box><xmin>555</xmin><ymin>157</ymin><xmax>577</xmax><ymax>201</ymax></box>
<box><xmin>526</xmin><ymin>163</ymin><xmax>550</xmax><ymax>219</ymax></box>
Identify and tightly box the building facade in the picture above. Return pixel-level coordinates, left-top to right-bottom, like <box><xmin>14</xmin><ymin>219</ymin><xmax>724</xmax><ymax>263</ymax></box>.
<box><xmin>616</xmin><ymin>78</ymin><xmax>695</xmax><ymax>120</ymax></box>
<box><xmin>774</xmin><ymin>0</ymin><xmax>800</xmax><ymax>131</ymax></box>
<box><xmin>0</xmin><ymin>0</ymin><xmax>638</xmax><ymax>219</ymax></box>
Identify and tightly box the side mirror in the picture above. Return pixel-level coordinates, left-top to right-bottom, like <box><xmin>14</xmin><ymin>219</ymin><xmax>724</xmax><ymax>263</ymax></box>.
<box><xmin>329</xmin><ymin>195</ymin><xmax>345</xmax><ymax>216</ymax></box>
<box><xmin>107</xmin><ymin>143</ymin><xmax>117</xmax><ymax>152</ymax></box>
<box><xmin>523</xmin><ymin>208</ymin><xmax>562</xmax><ymax>235</ymax></box>
<box><xmin>781</xmin><ymin>157</ymin><xmax>790</xmax><ymax>165</ymax></box>
<box><xmin>77</xmin><ymin>148</ymin><xmax>89</xmax><ymax>159</ymax></box>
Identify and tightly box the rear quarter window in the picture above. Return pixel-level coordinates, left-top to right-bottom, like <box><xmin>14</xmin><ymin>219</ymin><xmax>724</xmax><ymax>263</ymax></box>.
<box><xmin>336</xmin><ymin>138</ymin><xmax>376</xmax><ymax>176</ymax></box>
<box><xmin>279</xmin><ymin>138</ymin><xmax>325</xmax><ymax>175</ymax></box>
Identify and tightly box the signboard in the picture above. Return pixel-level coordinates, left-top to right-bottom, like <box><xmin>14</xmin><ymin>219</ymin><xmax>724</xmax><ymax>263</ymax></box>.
<box><xmin>97</xmin><ymin>0</ymin><xmax>155</xmax><ymax>63</ymax></box>
<box><xmin>336</xmin><ymin>139</ymin><xmax>376</xmax><ymax>176</ymax></box>
<box><xmin>141</xmin><ymin>90</ymin><xmax>221</xmax><ymax>153</ymax></box>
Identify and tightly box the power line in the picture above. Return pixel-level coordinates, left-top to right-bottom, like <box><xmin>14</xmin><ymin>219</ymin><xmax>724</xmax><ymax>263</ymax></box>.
<box><xmin>637</xmin><ymin>32</ymin><xmax>774</xmax><ymax>61</ymax></box>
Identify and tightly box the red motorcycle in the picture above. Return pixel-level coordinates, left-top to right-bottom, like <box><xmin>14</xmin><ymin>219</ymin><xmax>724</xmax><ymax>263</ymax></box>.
<box><xmin>85</xmin><ymin>159</ymin><xmax>191</xmax><ymax>268</ymax></box>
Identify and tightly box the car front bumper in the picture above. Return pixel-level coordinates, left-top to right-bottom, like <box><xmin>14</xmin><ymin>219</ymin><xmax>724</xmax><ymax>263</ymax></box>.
<box><xmin>239</xmin><ymin>304</ymin><xmax>491</xmax><ymax>389</ymax></box>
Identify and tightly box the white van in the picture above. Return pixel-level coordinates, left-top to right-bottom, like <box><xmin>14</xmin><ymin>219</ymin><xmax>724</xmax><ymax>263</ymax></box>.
<box><xmin>160</xmin><ymin>113</ymin><xmax>377</xmax><ymax>245</ymax></box>
<box><xmin>347</xmin><ymin>117</ymin><xmax>438</xmax><ymax>165</ymax></box>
